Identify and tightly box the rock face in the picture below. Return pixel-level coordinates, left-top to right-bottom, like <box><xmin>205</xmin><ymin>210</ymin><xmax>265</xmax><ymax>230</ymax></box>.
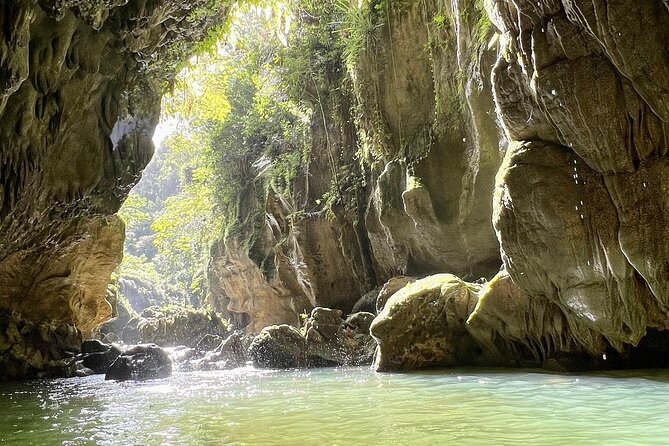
<box><xmin>352</xmin><ymin>1</ymin><xmax>503</xmax><ymax>282</ymax></box>
<box><xmin>0</xmin><ymin>1</ymin><xmax>232</xmax><ymax>378</ymax></box>
<box><xmin>207</xmin><ymin>0</ymin><xmax>504</xmax><ymax>331</ymax></box>
<box><xmin>0</xmin><ymin>309</ymin><xmax>81</xmax><ymax>380</ymax></box>
<box><xmin>487</xmin><ymin>0</ymin><xmax>669</xmax><ymax>358</ymax></box>
<box><xmin>105</xmin><ymin>344</ymin><xmax>172</xmax><ymax>381</ymax></box>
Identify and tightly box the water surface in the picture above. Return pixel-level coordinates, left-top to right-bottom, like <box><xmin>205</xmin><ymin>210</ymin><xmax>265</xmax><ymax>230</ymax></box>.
<box><xmin>1</xmin><ymin>366</ymin><xmax>668</xmax><ymax>445</ymax></box>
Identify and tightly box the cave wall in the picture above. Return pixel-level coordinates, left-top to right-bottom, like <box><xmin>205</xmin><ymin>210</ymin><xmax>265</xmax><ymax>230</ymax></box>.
<box><xmin>0</xmin><ymin>0</ymin><xmax>231</xmax><ymax>377</ymax></box>
<box><xmin>353</xmin><ymin>0</ymin><xmax>503</xmax><ymax>281</ymax></box>
<box><xmin>487</xmin><ymin>0</ymin><xmax>669</xmax><ymax>356</ymax></box>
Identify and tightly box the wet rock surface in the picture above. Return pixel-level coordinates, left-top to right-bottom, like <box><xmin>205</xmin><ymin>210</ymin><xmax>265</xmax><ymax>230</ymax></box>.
<box><xmin>190</xmin><ymin>331</ymin><xmax>251</xmax><ymax>371</ymax></box>
<box><xmin>105</xmin><ymin>344</ymin><xmax>172</xmax><ymax>381</ymax></box>
<box><xmin>304</xmin><ymin>308</ymin><xmax>376</xmax><ymax>366</ymax></box>
<box><xmin>248</xmin><ymin>325</ymin><xmax>307</xmax><ymax>369</ymax></box>
<box><xmin>248</xmin><ymin>307</ymin><xmax>377</xmax><ymax>370</ymax></box>
<box><xmin>79</xmin><ymin>340</ymin><xmax>122</xmax><ymax>375</ymax></box>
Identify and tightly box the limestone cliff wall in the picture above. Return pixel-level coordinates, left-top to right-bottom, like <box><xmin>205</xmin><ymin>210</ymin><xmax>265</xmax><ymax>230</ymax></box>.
<box><xmin>208</xmin><ymin>0</ymin><xmax>505</xmax><ymax>331</ymax></box>
<box><xmin>486</xmin><ymin>0</ymin><xmax>669</xmax><ymax>358</ymax></box>
<box><xmin>0</xmin><ymin>0</ymin><xmax>231</xmax><ymax>377</ymax></box>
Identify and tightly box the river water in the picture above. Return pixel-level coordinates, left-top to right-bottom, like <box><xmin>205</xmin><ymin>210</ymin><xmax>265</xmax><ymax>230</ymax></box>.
<box><xmin>1</xmin><ymin>366</ymin><xmax>668</xmax><ymax>445</ymax></box>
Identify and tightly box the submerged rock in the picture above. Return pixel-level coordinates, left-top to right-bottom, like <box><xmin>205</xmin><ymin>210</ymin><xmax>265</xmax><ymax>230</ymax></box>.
<box><xmin>105</xmin><ymin>344</ymin><xmax>172</xmax><ymax>381</ymax></box>
<box><xmin>371</xmin><ymin>274</ymin><xmax>483</xmax><ymax>371</ymax></box>
<box><xmin>248</xmin><ymin>325</ymin><xmax>307</xmax><ymax>369</ymax></box>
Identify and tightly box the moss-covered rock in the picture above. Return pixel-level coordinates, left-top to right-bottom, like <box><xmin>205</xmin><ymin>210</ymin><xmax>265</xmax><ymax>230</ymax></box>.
<box><xmin>371</xmin><ymin>274</ymin><xmax>483</xmax><ymax>371</ymax></box>
<box><xmin>122</xmin><ymin>306</ymin><xmax>229</xmax><ymax>348</ymax></box>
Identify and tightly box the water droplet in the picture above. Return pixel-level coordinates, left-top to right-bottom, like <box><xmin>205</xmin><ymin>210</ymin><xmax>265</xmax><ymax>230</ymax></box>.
<box><xmin>551</xmin><ymin>89</ymin><xmax>557</xmax><ymax>96</ymax></box>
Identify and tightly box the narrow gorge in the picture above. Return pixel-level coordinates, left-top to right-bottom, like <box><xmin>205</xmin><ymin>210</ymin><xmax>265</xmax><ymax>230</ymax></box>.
<box><xmin>1</xmin><ymin>0</ymin><xmax>669</xmax><ymax>382</ymax></box>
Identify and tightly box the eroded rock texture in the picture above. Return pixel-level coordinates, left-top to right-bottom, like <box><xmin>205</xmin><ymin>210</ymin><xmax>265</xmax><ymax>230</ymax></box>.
<box><xmin>354</xmin><ymin>0</ymin><xmax>503</xmax><ymax>281</ymax></box>
<box><xmin>208</xmin><ymin>0</ymin><xmax>504</xmax><ymax>331</ymax></box>
<box><xmin>487</xmin><ymin>0</ymin><xmax>669</xmax><ymax>359</ymax></box>
<box><xmin>0</xmin><ymin>0</ymin><xmax>231</xmax><ymax>378</ymax></box>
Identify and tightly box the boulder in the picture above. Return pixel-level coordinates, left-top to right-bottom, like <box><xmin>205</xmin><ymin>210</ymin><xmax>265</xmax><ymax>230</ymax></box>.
<box><xmin>370</xmin><ymin>274</ymin><xmax>483</xmax><ymax>371</ymax></box>
<box><xmin>376</xmin><ymin>276</ymin><xmax>415</xmax><ymax>313</ymax></box>
<box><xmin>248</xmin><ymin>325</ymin><xmax>307</xmax><ymax>369</ymax></box>
<box><xmin>81</xmin><ymin>340</ymin><xmax>110</xmax><ymax>354</ymax></box>
<box><xmin>351</xmin><ymin>288</ymin><xmax>381</xmax><ymax>315</ymax></box>
<box><xmin>345</xmin><ymin>312</ymin><xmax>375</xmax><ymax>335</ymax></box>
<box><xmin>304</xmin><ymin>308</ymin><xmax>376</xmax><ymax>366</ymax></box>
<box><xmin>105</xmin><ymin>344</ymin><xmax>172</xmax><ymax>381</ymax></box>
<box><xmin>81</xmin><ymin>342</ymin><xmax>122</xmax><ymax>375</ymax></box>
<box><xmin>192</xmin><ymin>331</ymin><xmax>248</xmax><ymax>371</ymax></box>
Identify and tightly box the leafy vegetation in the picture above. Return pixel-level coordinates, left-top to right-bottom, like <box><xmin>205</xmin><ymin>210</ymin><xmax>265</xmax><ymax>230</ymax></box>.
<box><xmin>116</xmin><ymin>4</ymin><xmax>314</xmax><ymax>310</ymax></box>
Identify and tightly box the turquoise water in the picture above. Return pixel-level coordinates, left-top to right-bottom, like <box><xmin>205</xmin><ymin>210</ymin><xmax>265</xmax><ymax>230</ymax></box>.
<box><xmin>1</xmin><ymin>366</ymin><xmax>669</xmax><ymax>445</ymax></box>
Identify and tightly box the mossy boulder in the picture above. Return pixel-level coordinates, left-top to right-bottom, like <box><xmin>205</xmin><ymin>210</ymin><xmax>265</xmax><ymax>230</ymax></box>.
<box><xmin>370</xmin><ymin>274</ymin><xmax>484</xmax><ymax>371</ymax></box>
<box><xmin>123</xmin><ymin>306</ymin><xmax>229</xmax><ymax>348</ymax></box>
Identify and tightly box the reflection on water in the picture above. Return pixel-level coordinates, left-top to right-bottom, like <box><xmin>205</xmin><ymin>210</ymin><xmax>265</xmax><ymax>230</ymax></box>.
<box><xmin>2</xmin><ymin>366</ymin><xmax>669</xmax><ymax>445</ymax></box>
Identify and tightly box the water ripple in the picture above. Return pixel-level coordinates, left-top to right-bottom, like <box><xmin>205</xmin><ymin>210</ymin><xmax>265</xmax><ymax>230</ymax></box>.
<box><xmin>2</xmin><ymin>367</ymin><xmax>669</xmax><ymax>445</ymax></box>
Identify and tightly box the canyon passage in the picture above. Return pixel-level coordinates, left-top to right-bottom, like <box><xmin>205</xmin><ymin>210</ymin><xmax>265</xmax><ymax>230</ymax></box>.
<box><xmin>1</xmin><ymin>0</ymin><xmax>669</xmax><ymax>444</ymax></box>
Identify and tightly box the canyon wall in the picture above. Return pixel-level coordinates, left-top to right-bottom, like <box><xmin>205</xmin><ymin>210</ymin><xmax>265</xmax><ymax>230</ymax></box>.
<box><xmin>485</xmin><ymin>0</ymin><xmax>669</xmax><ymax>360</ymax></box>
<box><xmin>4</xmin><ymin>0</ymin><xmax>669</xmax><ymax>376</ymax></box>
<box><xmin>207</xmin><ymin>0</ymin><xmax>505</xmax><ymax>330</ymax></box>
<box><xmin>214</xmin><ymin>0</ymin><xmax>669</xmax><ymax>368</ymax></box>
<box><xmin>0</xmin><ymin>0</ymin><xmax>231</xmax><ymax>378</ymax></box>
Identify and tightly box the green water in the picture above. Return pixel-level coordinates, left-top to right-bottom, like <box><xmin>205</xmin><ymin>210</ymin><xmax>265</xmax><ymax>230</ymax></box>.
<box><xmin>1</xmin><ymin>366</ymin><xmax>668</xmax><ymax>445</ymax></box>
